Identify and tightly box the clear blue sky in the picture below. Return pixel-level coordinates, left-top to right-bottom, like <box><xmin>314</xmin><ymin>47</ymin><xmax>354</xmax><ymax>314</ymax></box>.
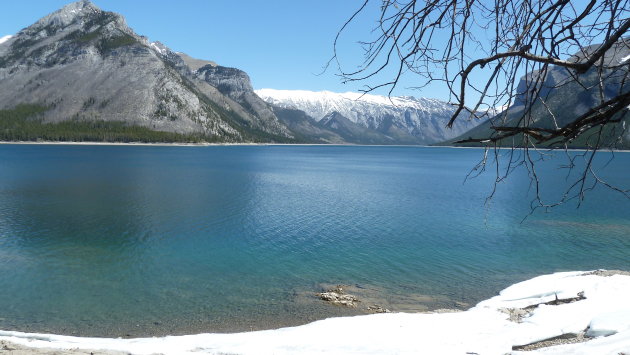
<box><xmin>0</xmin><ymin>0</ymin><xmax>452</xmax><ymax>99</ymax></box>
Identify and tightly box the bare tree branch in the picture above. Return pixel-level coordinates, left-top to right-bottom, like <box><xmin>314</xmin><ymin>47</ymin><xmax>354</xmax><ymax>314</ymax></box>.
<box><xmin>333</xmin><ymin>0</ymin><xmax>630</xmax><ymax>210</ymax></box>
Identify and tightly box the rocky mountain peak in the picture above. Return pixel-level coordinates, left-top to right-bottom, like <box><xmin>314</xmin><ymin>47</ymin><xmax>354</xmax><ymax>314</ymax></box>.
<box><xmin>31</xmin><ymin>0</ymin><xmax>101</xmax><ymax>30</ymax></box>
<box><xmin>13</xmin><ymin>0</ymin><xmax>135</xmax><ymax>46</ymax></box>
<box><xmin>196</xmin><ymin>66</ymin><xmax>254</xmax><ymax>97</ymax></box>
<box><xmin>0</xmin><ymin>1</ymin><xmax>296</xmax><ymax>143</ymax></box>
<box><xmin>0</xmin><ymin>1</ymin><xmax>145</xmax><ymax>70</ymax></box>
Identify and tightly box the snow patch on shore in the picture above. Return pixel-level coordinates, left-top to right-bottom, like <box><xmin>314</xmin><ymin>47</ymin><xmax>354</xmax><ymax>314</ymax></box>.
<box><xmin>0</xmin><ymin>270</ymin><xmax>629</xmax><ymax>354</ymax></box>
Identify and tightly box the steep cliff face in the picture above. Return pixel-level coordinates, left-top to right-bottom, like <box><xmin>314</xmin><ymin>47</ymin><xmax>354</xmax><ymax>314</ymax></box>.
<box><xmin>194</xmin><ymin>65</ymin><xmax>291</xmax><ymax>137</ymax></box>
<box><xmin>0</xmin><ymin>0</ymin><xmax>292</xmax><ymax>142</ymax></box>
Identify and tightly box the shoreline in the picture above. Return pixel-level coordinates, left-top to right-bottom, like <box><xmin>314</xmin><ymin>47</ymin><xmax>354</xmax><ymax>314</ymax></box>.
<box><xmin>0</xmin><ymin>282</ymin><xmax>467</xmax><ymax>339</ymax></box>
<box><xmin>0</xmin><ymin>141</ymin><xmax>266</xmax><ymax>147</ymax></box>
<box><xmin>0</xmin><ymin>141</ymin><xmax>427</xmax><ymax>148</ymax></box>
<box><xmin>0</xmin><ymin>270</ymin><xmax>629</xmax><ymax>354</ymax></box>
<box><xmin>0</xmin><ymin>140</ymin><xmax>629</xmax><ymax>152</ymax></box>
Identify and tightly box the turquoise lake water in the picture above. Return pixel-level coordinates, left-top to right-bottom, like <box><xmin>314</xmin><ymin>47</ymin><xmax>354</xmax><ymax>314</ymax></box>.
<box><xmin>0</xmin><ymin>145</ymin><xmax>628</xmax><ymax>337</ymax></box>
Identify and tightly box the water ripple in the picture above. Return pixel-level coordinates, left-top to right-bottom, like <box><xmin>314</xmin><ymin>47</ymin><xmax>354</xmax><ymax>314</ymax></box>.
<box><xmin>0</xmin><ymin>145</ymin><xmax>628</xmax><ymax>336</ymax></box>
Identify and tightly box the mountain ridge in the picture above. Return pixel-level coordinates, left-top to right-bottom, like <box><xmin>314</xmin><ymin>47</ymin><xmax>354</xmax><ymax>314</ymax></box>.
<box><xmin>256</xmin><ymin>88</ymin><xmax>486</xmax><ymax>145</ymax></box>
<box><xmin>0</xmin><ymin>0</ymin><xmax>293</xmax><ymax>143</ymax></box>
<box><xmin>0</xmin><ymin>0</ymin><xmax>489</xmax><ymax>145</ymax></box>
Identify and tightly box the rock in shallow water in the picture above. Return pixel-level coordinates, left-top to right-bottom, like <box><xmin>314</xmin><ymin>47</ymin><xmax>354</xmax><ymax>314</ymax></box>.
<box><xmin>366</xmin><ymin>305</ymin><xmax>390</xmax><ymax>313</ymax></box>
<box><xmin>317</xmin><ymin>285</ymin><xmax>359</xmax><ymax>307</ymax></box>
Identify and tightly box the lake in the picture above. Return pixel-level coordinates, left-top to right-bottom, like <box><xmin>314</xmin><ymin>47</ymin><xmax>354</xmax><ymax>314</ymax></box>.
<box><xmin>0</xmin><ymin>144</ymin><xmax>628</xmax><ymax>337</ymax></box>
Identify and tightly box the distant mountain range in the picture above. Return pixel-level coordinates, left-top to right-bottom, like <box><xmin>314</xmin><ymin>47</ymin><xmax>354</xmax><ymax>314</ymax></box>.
<box><xmin>256</xmin><ymin>89</ymin><xmax>484</xmax><ymax>145</ymax></box>
<box><xmin>2</xmin><ymin>1</ymin><xmax>625</xmax><ymax>147</ymax></box>
<box><xmin>0</xmin><ymin>1</ymin><xmax>490</xmax><ymax>145</ymax></box>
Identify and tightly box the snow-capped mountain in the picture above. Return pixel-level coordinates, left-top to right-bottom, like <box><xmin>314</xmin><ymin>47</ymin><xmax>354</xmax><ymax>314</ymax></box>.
<box><xmin>255</xmin><ymin>89</ymin><xmax>486</xmax><ymax>145</ymax></box>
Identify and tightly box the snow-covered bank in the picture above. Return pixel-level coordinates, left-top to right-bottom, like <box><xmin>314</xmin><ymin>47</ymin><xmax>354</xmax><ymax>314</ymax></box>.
<box><xmin>1</xmin><ymin>270</ymin><xmax>629</xmax><ymax>354</ymax></box>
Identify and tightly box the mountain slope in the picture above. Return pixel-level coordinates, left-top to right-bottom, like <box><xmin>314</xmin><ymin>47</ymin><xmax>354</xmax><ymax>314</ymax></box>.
<box><xmin>319</xmin><ymin>111</ymin><xmax>406</xmax><ymax>144</ymax></box>
<box><xmin>444</xmin><ymin>39</ymin><xmax>630</xmax><ymax>149</ymax></box>
<box><xmin>256</xmin><ymin>89</ymin><xmax>485</xmax><ymax>145</ymax></box>
<box><xmin>193</xmin><ymin>65</ymin><xmax>291</xmax><ymax>138</ymax></box>
<box><xmin>271</xmin><ymin>107</ymin><xmax>347</xmax><ymax>144</ymax></box>
<box><xmin>0</xmin><ymin>0</ymin><xmax>293</xmax><ymax>143</ymax></box>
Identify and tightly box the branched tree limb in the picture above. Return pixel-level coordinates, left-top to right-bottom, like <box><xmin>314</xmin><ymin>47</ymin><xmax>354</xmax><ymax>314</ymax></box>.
<box><xmin>334</xmin><ymin>0</ymin><xmax>630</xmax><ymax>209</ymax></box>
